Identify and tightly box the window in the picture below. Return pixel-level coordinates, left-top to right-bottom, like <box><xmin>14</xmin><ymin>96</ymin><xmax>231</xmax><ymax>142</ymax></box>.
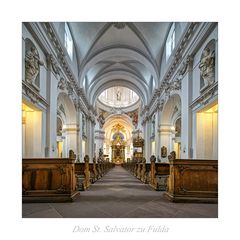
<box><xmin>64</xmin><ymin>23</ymin><xmax>73</xmax><ymax>60</ymax></box>
<box><xmin>166</xmin><ymin>23</ymin><xmax>175</xmax><ymax>61</ymax></box>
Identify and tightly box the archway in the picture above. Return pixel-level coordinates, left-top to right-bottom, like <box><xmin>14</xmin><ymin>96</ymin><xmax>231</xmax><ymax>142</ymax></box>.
<box><xmin>101</xmin><ymin>113</ymin><xmax>134</xmax><ymax>162</ymax></box>
<box><xmin>159</xmin><ymin>94</ymin><xmax>181</xmax><ymax>161</ymax></box>
<box><xmin>57</xmin><ymin>92</ymin><xmax>78</xmax><ymax>158</ymax></box>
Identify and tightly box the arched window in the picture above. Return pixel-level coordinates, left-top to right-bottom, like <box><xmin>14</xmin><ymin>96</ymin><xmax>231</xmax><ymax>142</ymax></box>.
<box><xmin>64</xmin><ymin>23</ymin><xmax>73</xmax><ymax>60</ymax></box>
<box><xmin>166</xmin><ymin>23</ymin><xmax>175</xmax><ymax>61</ymax></box>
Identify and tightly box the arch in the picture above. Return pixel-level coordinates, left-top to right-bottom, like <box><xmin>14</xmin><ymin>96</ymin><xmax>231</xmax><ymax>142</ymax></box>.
<box><xmin>89</xmin><ymin>78</ymin><xmax>148</xmax><ymax>107</ymax></box>
<box><xmin>161</xmin><ymin>94</ymin><xmax>181</xmax><ymax>125</ymax></box>
<box><xmin>57</xmin><ymin>92</ymin><xmax>77</xmax><ymax>124</ymax></box>
<box><xmin>103</xmin><ymin>114</ymin><xmax>134</xmax><ymax>140</ymax></box>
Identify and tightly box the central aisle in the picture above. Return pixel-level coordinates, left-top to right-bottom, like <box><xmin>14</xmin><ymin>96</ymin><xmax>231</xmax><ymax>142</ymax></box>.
<box><xmin>22</xmin><ymin>166</ymin><xmax>218</xmax><ymax>218</ymax></box>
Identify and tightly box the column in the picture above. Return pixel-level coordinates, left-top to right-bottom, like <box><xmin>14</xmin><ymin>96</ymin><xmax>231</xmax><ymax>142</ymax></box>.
<box><xmin>143</xmin><ymin>117</ymin><xmax>151</xmax><ymax>162</ymax></box>
<box><xmin>181</xmin><ymin>57</ymin><xmax>193</xmax><ymax>159</ymax></box>
<box><xmin>46</xmin><ymin>57</ymin><xmax>58</xmax><ymax>157</ymax></box>
<box><xmin>155</xmin><ymin>109</ymin><xmax>161</xmax><ymax>160</ymax></box>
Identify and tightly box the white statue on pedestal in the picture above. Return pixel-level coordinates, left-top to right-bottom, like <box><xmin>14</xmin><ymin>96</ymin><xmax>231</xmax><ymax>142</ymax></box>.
<box><xmin>25</xmin><ymin>47</ymin><xmax>44</xmax><ymax>85</ymax></box>
<box><xmin>199</xmin><ymin>47</ymin><xmax>215</xmax><ymax>87</ymax></box>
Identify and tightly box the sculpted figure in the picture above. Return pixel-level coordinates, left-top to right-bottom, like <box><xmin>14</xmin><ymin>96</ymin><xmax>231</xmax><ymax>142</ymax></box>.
<box><xmin>25</xmin><ymin>47</ymin><xmax>44</xmax><ymax>84</ymax></box>
<box><xmin>199</xmin><ymin>48</ymin><xmax>215</xmax><ymax>87</ymax></box>
<box><xmin>97</xmin><ymin>112</ymin><xmax>105</xmax><ymax>128</ymax></box>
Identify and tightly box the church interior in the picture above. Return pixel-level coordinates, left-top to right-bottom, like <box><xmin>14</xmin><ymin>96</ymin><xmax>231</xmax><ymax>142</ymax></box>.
<box><xmin>22</xmin><ymin>22</ymin><xmax>218</xmax><ymax>218</ymax></box>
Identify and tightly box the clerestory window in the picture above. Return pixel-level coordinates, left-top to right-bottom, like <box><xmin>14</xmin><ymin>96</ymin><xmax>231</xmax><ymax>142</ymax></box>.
<box><xmin>166</xmin><ymin>23</ymin><xmax>175</xmax><ymax>61</ymax></box>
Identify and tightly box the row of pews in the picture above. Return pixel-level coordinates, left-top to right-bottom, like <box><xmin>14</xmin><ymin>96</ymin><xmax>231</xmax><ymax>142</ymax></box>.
<box><xmin>123</xmin><ymin>153</ymin><xmax>218</xmax><ymax>203</ymax></box>
<box><xmin>75</xmin><ymin>155</ymin><xmax>114</xmax><ymax>191</ymax></box>
<box><xmin>22</xmin><ymin>152</ymin><xmax>114</xmax><ymax>203</ymax></box>
<box><xmin>122</xmin><ymin>155</ymin><xmax>169</xmax><ymax>191</ymax></box>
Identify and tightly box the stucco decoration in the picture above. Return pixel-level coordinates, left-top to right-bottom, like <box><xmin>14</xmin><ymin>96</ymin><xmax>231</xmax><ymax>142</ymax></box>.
<box><xmin>25</xmin><ymin>41</ymin><xmax>44</xmax><ymax>87</ymax></box>
<box><xmin>199</xmin><ymin>40</ymin><xmax>215</xmax><ymax>90</ymax></box>
<box><xmin>113</xmin><ymin>22</ymin><xmax>126</xmax><ymax>29</ymax></box>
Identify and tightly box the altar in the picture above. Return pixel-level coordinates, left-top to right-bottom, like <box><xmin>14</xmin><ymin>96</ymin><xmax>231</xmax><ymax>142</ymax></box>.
<box><xmin>111</xmin><ymin>134</ymin><xmax>126</xmax><ymax>164</ymax></box>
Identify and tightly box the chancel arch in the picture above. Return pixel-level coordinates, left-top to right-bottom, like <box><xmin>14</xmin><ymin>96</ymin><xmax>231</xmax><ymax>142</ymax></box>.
<box><xmin>102</xmin><ymin>114</ymin><xmax>134</xmax><ymax>163</ymax></box>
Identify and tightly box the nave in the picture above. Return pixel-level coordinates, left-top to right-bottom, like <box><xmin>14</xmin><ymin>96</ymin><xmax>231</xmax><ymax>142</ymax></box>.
<box><xmin>22</xmin><ymin>166</ymin><xmax>217</xmax><ymax>218</ymax></box>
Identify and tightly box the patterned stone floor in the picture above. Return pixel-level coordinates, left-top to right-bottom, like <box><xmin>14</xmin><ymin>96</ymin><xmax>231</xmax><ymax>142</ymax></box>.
<box><xmin>22</xmin><ymin>166</ymin><xmax>218</xmax><ymax>218</ymax></box>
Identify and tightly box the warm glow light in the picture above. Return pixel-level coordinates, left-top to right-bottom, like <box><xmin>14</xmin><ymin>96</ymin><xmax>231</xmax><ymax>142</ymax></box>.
<box><xmin>204</xmin><ymin>104</ymin><xmax>218</xmax><ymax>113</ymax></box>
<box><xmin>22</xmin><ymin>103</ymin><xmax>35</xmax><ymax>112</ymax></box>
<box><xmin>170</xmin><ymin>126</ymin><xmax>175</xmax><ymax>131</ymax></box>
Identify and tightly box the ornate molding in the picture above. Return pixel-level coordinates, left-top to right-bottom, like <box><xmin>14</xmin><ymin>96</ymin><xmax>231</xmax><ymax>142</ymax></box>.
<box><xmin>47</xmin><ymin>54</ymin><xmax>60</xmax><ymax>75</ymax></box>
<box><xmin>190</xmin><ymin>82</ymin><xmax>218</xmax><ymax>108</ymax></box>
<box><xmin>57</xmin><ymin>77</ymin><xmax>67</xmax><ymax>90</ymax></box>
<box><xmin>146</xmin><ymin>23</ymin><xmax>199</xmax><ymax>109</ymax></box>
<box><xmin>112</xmin><ymin>22</ymin><xmax>126</xmax><ymax>30</ymax></box>
<box><xmin>42</xmin><ymin>22</ymin><xmax>91</xmax><ymax>111</ymax></box>
<box><xmin>22</xmin><ymin>81</ymin><xmax>48</xmax><ymax>107</ymax></box>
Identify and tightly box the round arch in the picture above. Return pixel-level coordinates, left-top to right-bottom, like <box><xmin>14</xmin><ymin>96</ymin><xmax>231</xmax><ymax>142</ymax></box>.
<box><xmin>57</xmin><ymin>92</ymin><xmax>77</xmax><ymax>124</ymax></box>
<box><xmin>161</xmin><ymin>94</ymin><xmax>181</xmax><ymax>125</ymax></box>
<box><xmin>89</xmin><ymin>78</ymin><xmax>148</xmax><ymax>107</ymax></box>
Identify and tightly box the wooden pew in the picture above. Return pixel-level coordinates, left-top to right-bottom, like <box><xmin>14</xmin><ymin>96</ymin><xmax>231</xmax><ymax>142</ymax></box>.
<box><xmin>22</xmin><ymin>157</ymin><xmax>79</xmax><ymax>202</ymax></box>
<box><xmin>149</xmin><ymin>155</ymin><xmax>170</xmax><ymax>191</ymax></box>
<box><xmin>92</xmin><ymin>157</ymin><xmax>99</xmax><ymax>181</ymax></box>
<box><xmin>140</xmin><ymin>159</ymin><xmax>151</xmax><ymax>184</ymax></box>
<box><xmin>97</xmin><ymin>159</ymin><xmax>103</xmax><ymax>177</ymax></box>
<box><xmin>75</xmin><ymin>155</ymin><xmax>91</xmax><ymax>190</ymax></box>
<box><xmin>164</xmin><ymin>158</ymin><xmax>218</xmax><ymax>203</ymax></box>
<box><xmin>136</xmin><ymin>159</ymin><xmax>143</xmax><ymax>179</ymax></box>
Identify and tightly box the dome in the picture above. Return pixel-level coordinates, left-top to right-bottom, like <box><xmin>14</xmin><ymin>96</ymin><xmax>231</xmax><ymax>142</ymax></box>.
<box><xmin>98</xmin><ymin>86</ymin><xmax>139</xmax><ymax>108</ymax></box>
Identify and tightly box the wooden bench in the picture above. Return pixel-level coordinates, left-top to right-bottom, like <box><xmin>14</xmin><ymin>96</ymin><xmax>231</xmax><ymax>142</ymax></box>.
<box><xmin>140</xmin><ymin>159</ymin><xmax>151</xmax><ymax>184</ymax></box>
<box><xmin>149</xmin><ymin>155</ymin><xmax>170</xmax><ymax>191</ymax></box>
<box><xmin>75</xmin><ymin>155</ymin><xmax>91</xmax><ymax>191</ymax></box>
<box><xmin>22</xmin><ymin>158</ymin><xmax>79</xmax><ymax>202</ymax></box>
<box><xmin>164</xmin><ymin>159</ymin><xmax>218</xmax><ymax>203</ymax></box>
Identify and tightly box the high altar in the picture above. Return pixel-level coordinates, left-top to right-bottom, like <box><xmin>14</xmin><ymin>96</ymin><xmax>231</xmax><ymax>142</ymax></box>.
<box><xmin>111</xmin><ymin>134</ymin><xmax>126</xmax><ymax>164</ymax></box>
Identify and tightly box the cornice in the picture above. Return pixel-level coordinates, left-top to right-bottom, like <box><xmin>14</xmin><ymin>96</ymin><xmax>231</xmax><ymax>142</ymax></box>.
<box><xmin>22</xmin><ymin>81</ymin><xmax>49</xmax><ymax>107</ymax></box>
<box><xmin>190</xmin><ymin>82</ymin><xmax>218</xmax><ymax>109</ymax></box>
<box><xmin>41</xmin><ymin>22</ymin><xmax>92</xmax><ymax>112</ymax></box>
<box><xmin>145</xmin><ymin>22</ymin><xmax>199</xmax><ymax>110</ymax></box>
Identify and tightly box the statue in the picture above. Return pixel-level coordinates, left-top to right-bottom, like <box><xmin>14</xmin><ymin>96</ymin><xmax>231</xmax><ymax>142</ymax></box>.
<box><xmin>57</xmin><ymin>77</ymin><xmax>66</xmax><ymax>90</ymax></box>
<box><xmin>161</xmin><ymin>146</ymin><xmax>167</xmax><ymax>158</ymax></box>
<box><xmin>97</xmin><ymin>112</ymin><xmax>105</xmax><ymax>128</ymax></box>
<box><xmin>69</xmin><ymin>149</ymin><xmax>76</xmax><ymax>160</ymax></box>
<box><xmin>25</xmin><ymin>46</ymin><xmax>44</xmax><ymax>85</ymax></box>
<box><xmin>168</xmin><ymin>151</ymin><xmax>176</xmax><ymax>161</ymax></box>
<box><xmin>199</xmin><ymin>47</ymin><xmax>215</xmax><ymax>87</ymax></box>
<box><xmin>150</xmin><ymin>155</ymin><xmax>156</xmax><ymax>163</ymax></box>
<box><xmin>116</xmin><ymin>90</ymin><xmax>121</xmax><ymax>101</ymax></box>
<box><xmin>130</xmin><ymin>111</ymin><xmax>138</xmax><ymax>129</ymax></box>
